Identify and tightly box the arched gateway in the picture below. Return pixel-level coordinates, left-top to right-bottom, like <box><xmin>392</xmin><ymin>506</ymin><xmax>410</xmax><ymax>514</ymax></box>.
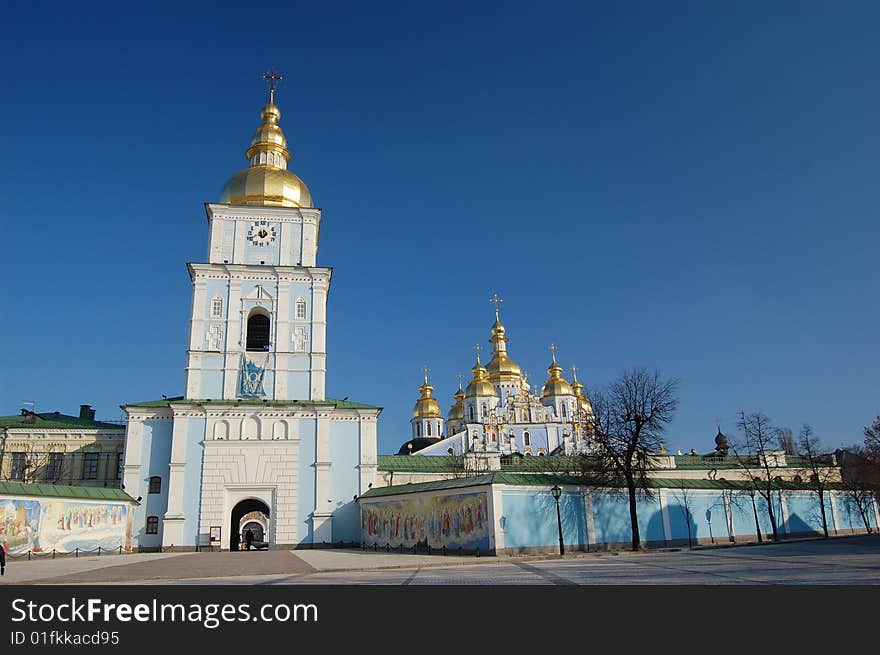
<box><xmin>230</xmin><ymin>499</ymin><xmax>270</xmax><ymax>551</ymax></box>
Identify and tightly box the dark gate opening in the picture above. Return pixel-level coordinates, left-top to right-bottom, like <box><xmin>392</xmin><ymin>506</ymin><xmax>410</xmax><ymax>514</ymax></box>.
<box><xmin>230</xmin><ymin>499</ymin><xmax>270</xmax><ymax>551</ymax></box>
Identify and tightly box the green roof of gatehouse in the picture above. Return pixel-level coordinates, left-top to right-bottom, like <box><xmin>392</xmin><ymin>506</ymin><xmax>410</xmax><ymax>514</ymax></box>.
<box><xmin>0</xmin><ymin>481</ymin><xmax>137</xmax><ymax>503</ymax></box>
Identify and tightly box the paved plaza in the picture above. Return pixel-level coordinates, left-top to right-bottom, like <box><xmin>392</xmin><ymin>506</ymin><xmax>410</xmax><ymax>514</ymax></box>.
<box><xmin>1</xmin><ymin>535</ymin><xmax>878</xmax><ymax>585</ymax></box>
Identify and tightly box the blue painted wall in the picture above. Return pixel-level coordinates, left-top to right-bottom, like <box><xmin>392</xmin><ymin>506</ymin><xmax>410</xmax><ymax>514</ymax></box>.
<box><xmin>329</xmin><ymin>421</ymin><xmax>361</xmax><ymax>542</ymax></box>
<box><xmin>501</xmin><ymin>489</ymin><xmax>586</xmax><ymax>549</ymax></box>
<box><xmin>664</xmin><ymin>490</ymin><xmax>729</xmax><ymax>543</ymax></box>
<box><xmin>591</xmin><ymin>491</ymin><xmax>632</xmax><ymax>545</ymax></box>
<box><xmin>137</xmin><ymin>420</ymin><xmax>172</xmax><ymax>549</ymax></box>
<box><xmin>181</xmin><ymin>417</ymin><xmax>206</xmax><ymax>547</ymax></box>
<box><xmin>833</xmin><ymin>492</ymin><xmax>878</xmax><ymax>532</ymax></box>
<box><xmin>297</xmin><ymin>418</ymin><xmax>317</xmax><ymax>544</ymax></box>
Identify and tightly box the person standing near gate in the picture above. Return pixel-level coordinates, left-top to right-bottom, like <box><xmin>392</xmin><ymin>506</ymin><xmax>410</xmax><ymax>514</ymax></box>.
<box><xmin>245</xmin><ymin>528</ymin><xmax>254</xmax><ymax>551</ymax></box>
<box><xmin>1</xmin><ymin>542</ymin><xmax>6</xmax><ymax>576</ymax></box>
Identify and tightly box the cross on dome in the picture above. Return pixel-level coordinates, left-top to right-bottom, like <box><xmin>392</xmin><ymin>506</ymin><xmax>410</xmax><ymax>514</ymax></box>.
<box><xmin>489</xmin><ymin>293</ymin><xmax>503</xmax><ymax>320</ymax></box>
<box><xmin>263</xmin><ymin>68</ymin><xmax>283</xmax><ymax>102</ymax></box>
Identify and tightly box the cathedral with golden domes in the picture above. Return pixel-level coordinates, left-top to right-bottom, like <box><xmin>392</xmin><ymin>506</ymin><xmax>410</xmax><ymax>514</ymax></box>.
<box><xmin>398</xmin><ymin>297</ymin><xmax>595</xmax><ymax>457</ymax></box>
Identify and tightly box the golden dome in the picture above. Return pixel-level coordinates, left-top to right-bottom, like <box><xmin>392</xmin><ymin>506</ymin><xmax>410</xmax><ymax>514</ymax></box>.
<box><xmin>412</xmin><ymin>371</ymin><xmax>442</xmax><ymax>419</ymax></box>
<box><xmin>571</xmin><ymin>365</ymin><xmax>593</xmax><ymax>414</ymax></box>
<box><xmin>465</xmin><ymin>353</ymin><xmax>497</xmax><ymax>399</ymax></box>
<box><xmin>448</xmin><ymin>385</ymin><xmax>465</xmax><ymax>420</ymax></box>
<box><xmin>485</xmin><ymin>308</ymin><xmax>523</xmax><ymax>384</ymax></box>
<box><xmin>219</xmin><ymin>90</ymin><xmax>313</xmax><ymax>208</ymax></box>
<box><xmin>541</xmin><ymin>347</ymin><xmax>573</xmax><ymax>398</ymax></box>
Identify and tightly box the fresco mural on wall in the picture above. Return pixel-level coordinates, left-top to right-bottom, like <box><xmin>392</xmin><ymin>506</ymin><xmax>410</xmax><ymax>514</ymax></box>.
<box><xmin>0</xmin><ymin>497</ymin><xmax>133</xmax><ymax>554</ymax></box>
<box><xmin>1</xmin><ymin>499</ymin><xmax>41</xmax><ymax>554</ymax></box>
<box><xmin>362</xmin><ymin>492</ymin><xmax>491</xmax><ymax>550</ymax></box>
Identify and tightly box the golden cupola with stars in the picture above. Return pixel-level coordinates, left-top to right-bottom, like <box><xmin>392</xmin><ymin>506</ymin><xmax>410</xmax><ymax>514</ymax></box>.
<box><xmin>220</xmin><ymin>71</ymin><xmax>313</xmax><ymax>208</ymax></box>
<box><xmin>484</xmin><ymin>296</ymin><xmax>524</xmax><ymax>385</ymax></box>
<box><xmin>541</xmin><ymin>345</ymin><xmax>574</xmax><ymax>398</ymax></box>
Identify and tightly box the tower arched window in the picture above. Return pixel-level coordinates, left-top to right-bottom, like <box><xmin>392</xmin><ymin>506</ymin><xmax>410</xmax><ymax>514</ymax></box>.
<box><xmin>427</xmin><ymin>422</ymin><xmax>432</xmax><ymax>437</ymax></box>
<box><xmin>295</xmin><ymin>298</ymin><xmax>307</xmax><ymax>320</ymax></box>
<box><xmin>246</xmin><ymin>311</ymin><xmax>270</xmax><ymax>351</ymax></box>
<box><xmin>416</xmin><ymin>423</ymin><xmax>421</xmax><ymax>437</ymax></box>
<box><xmin>469</xmin><ymin>406</ymin><xmax>475</xmax><ymax>421</ymax></box>
<box><xmin>523</xmin><ymin>431</ymin><xmax>530</xmax><ymax>446</ymax></box>
<box><xmin>561</xmin><ymin>403</ymin><xmax>567</xmax><ymax>419</ymax></box>
<box><xmin>211</xmin><ymin>297</ymin><xmax>223</xmax><ymax>318</ymax></box>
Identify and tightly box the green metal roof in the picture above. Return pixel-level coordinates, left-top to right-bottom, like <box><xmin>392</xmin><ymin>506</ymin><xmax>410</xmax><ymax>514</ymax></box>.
<box><xmin>125</xmin><ymin>396</ymin><xmax>381</xmax><ymax>410</ymax></box>
<box><xmin>0</xmin><ymin>481</ymin><xmax>137</xmax><ymax>503</ymax></box>
<box><xmin>360</xmin><ymin>472</ymin><xmax>842</xmax><ymax>498</ymax></box>
<box><xmin>0</xmin><ymin>412</ymin><xmax>123</xmax><ymax>431</ymax></box>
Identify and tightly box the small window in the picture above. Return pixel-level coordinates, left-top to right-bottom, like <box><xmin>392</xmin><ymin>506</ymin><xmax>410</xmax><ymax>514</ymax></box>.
<box><xmin>792</xmin><ymin>475</ymin><xmax>803</xmax><ymax>483</ymax></box>
<box><xmin>116</xmin><ymin>452</ymin><xmax>124</xmax><ymax>479</ymax></box>
<box><xmin>211</xmin><ymin>297</ymin><xmax>223</xmax><ymax>318</ymax></box>
<box><xmin>82</xmin><ymin>453</ymin><xmax>99</xmax><ymax>480</ymax></box>
<box><xmin>416</xmin><ymin>423</ymin><xmax>421</xmax><ymax>437</ymax></box>
<box><xmin>427</xmin><ymin>422</ymin><xmax>432</xmax><ymax>437</ymax></box>
<box><xmin>47</xmin><ymin>453</ymin><xmax>63</xmax><ymax>482</ymax></box>
<box><xmin>523</xmin><ymin>431</ymin><xmax>530</xmax><ymax>446</ymax></box>
<box><xmin>149</xmin><ymin>476</ymin><xmax>162</xmax><ymax>494</ymax></box>
<box><xmin>10</xmin><ymin>452</ymin><xmax>27</xmax><ymax>481</ymax></box>
<box><xmin>469</xmin><ymin>406</ymin><xmax>475</xmax><ymax>421</ymax></box>
<box><xmin>295</xmin><ymin>299</ymin><xmax>307</xmax><ymax>320</ymax></box>
<box><xmin>146</xmin><ymin>516</ymin><xmax>159</xmax><ymax>534</ymax></box>
<box><xmin>561</xmin><ymin>403</ymin><xmax>567</xmax><ymax>418</ymax></box>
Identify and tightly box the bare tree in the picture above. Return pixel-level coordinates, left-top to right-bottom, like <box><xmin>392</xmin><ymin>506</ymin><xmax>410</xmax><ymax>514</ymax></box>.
<box><xmin>796</xmin><ymin>424</ymin><xmax>835</xmax><ymax>538</ymax></box>
<box><xmin>777</xmin><ymin>427</ymin><xmax>797</xmax><ymax>456</ymax></box>
<box><xmin>583</xmin><ymin>368</ymin><xmax>679</xmax><ymax>551</ymax></box>
<box><xmin>731</xmin><ymin>411</ymin><xmax>781</xmax><ymax>541</ymax></box>
<box><xmin>864</xmin><ymin>416</ymin><xmax>880</xmax><ymax>462</ymax></box>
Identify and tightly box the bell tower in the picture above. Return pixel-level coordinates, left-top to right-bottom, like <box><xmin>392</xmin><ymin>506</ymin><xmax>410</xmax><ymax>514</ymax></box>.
<box><xmin>184</xmin><ymin>73</ymin><xmax>329</xmax><ymax>401</ymax></box>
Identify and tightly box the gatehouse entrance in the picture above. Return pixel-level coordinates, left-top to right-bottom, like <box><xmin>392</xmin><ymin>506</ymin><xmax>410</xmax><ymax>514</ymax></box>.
<box><xmin>230</xmin><ymin>498</ymin><xmax>270</xmax><ymax>551</ymax></box>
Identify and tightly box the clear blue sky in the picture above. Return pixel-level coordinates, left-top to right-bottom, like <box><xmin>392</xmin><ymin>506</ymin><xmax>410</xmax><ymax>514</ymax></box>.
<box><xmin>1</xmin><ymin>1</ymin><xmax>877</xmax><ymax>456</ymax></box>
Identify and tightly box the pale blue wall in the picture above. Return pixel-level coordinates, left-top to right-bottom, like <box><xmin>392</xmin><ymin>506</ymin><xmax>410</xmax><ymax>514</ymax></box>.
<box><xmin>833</xmin><ymin>492</ymin><xmax>878</xmax><ymax>532</ymax></box>
<box><xmin>297</xmin><ymin>418</ymin><xmax>317</xmax><ymax>544</ymax></box>
<box><xmin>136</xmin><ymin>420</ymin><xmax>172</xmax><ymax>549</ymax></box>
<box><xmin>665</xmin><ymin>491</ymin><xmax>729</xmax><ymax>543</ymax></box>
<box><xmin>591</xmin><ymin>491</ymin><xmax>632</xmax><ymax>545</ymax></box>
<box><xmin>501</xmin><ymin>489</ymin><xmax>586</xmax><ymax>549</ymax></box>
<box><xmin>783</xmin><ymin>493</ymin><xmax>832</xmax><ymax>535</ymax></box>
<box><xmin>198</xmin><ymin>355</ymin><xmax>224</xmax><ymax>399</ymax></box>
<box><xmin>181</xmin><ymin>417</ymin><xmax>206</xmax><ymax>547</ymax></box>
<box><xmin>329</xmin><ymin>421</ymin><xmax>361</xmax><ymax>542</ymax></box>
<box><xmin>242</xmin><ymin>233</ymin><xmax>282</xmax><ymax>265</ymax></box>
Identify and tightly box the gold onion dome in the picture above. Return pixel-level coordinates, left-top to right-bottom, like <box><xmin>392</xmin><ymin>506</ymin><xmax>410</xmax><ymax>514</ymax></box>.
<box><xmin>448</xmin><ymin>382</ymin><xmax>465</xmax><ymax>420</ymax></box>
<box><xmin>541</xmin><ymin>347</ymin><xmax>573</xmax><ymax>397</ymax></box>
<box><xmin>412</xmin><ymin>371</ymin><xmax>442</xmax><ymax>419</ymax></box>
<box><xmin>465</xmin><ymin>353</ymin><xmax>497</xmax><ymax>398</ymax></box>
<box><xmin>485</xmin><ymin>314</ymin><xmax>523</xmax><ymax>384</ymax></box>
<box><xmin>219</xmin><ymin>85</ymin><xmax>312</xmax><ymax>208</ymax></box>
<box><xmin>571</xmin><ymin>366</ymin><xmax>593</xmax><ymax>413</ymax></box>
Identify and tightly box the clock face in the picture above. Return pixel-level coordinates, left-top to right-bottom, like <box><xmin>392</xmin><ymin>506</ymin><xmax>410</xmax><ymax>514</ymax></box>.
<box><xmin>247</xmin><ymin>220</ymin><xmax>276</xmax><ymax>246</ymax></box>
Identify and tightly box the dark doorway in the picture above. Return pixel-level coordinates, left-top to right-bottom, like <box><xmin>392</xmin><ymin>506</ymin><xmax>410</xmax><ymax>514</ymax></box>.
<box><xmin>230</xmin><ymin>499</ymin><xmax>270</xmax><ymax>551</ymax></box>
<box><xmin>246</xmin><ymin>313</ymin><xmax>270</xmax><ymax>351</ymax></box>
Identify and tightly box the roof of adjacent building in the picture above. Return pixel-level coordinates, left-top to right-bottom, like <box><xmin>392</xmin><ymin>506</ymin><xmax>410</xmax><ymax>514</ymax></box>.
<box><xmin>378</xmin><ymin>453</ymin><xmax>823</xmax><ymax>473</ymax></box>
<box><xmin>0</xmin><ymin>412</ymin><xmax>123</xmax><ymax>431</ymax></box>
<box><xmin>359</xmin><ymin>472</ymin><xmax>842</xmax><ymax>499</ymax></box>
<box><xmin>124</xmin><ymin>396</ymin><xmax>381</xmax><ymax>410</ymax></box>
<box><xmin>0</xmin><ymin>481</ymin><xmax>137</xmax><ymax>503</ymax></box>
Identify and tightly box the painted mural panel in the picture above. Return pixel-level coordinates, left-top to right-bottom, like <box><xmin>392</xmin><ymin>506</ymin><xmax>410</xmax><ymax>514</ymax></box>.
<box><xmin>362</xmin><ymin>492</ymin><xmax>491</xmax><ymax>550</ymax></box>
<box><xmin>1</xmin><ymin>496</ymin><xmax>134</xmax><ymax>554</ymax></box>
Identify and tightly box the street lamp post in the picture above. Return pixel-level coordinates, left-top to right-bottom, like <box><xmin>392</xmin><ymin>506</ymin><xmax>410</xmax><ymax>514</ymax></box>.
<box><xmin>551</xmin><ymin>484</ymin><xmax>564</xmax><ymax>556</ymax></box>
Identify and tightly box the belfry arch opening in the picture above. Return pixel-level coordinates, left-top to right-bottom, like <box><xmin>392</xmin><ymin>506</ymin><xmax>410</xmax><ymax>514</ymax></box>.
<box><xmin>230</xmin><ymin>498</ymin><xmax>270</xmax><ymax>550</ymax></box>
<box><xmin>246</xmin><ymin>310</ymin><xmax>270</xmax><ymax>351</ymax></box>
